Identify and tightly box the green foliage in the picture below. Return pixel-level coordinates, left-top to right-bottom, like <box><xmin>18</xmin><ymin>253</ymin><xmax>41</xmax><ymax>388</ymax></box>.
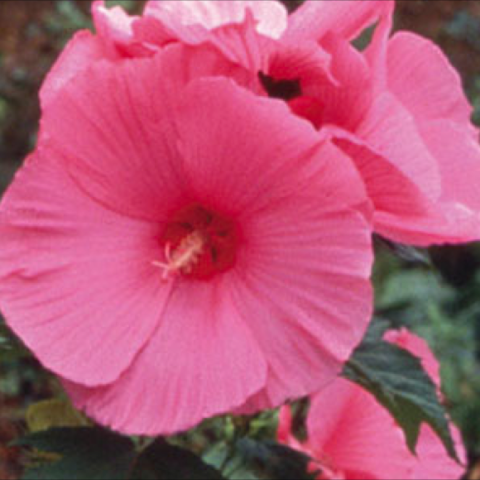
<box><xmin>15</xmin><ymin>427</ymin><xmax>136</xmax><ymax>480</ymax></box>
<box><xmin>344</xmin><ymin>319</ymin><xmax>458</xmax><ymax>461</ymax></box>
<box><xmin>15</xmin><ymin>428</ymin><xmax>226</xmax><ymax>480</ymax></box>
<box><xmin>373</xmin><ymin>242</ymin><xmax>480</xmax><ymax>455</ymax></box>
<box><xmin>204</xmin><ymin>438</ymin><xmax>316</xmax><ymax>480</ymax></box>
<box><xmin>131</xmin><ymin>439</ymin><xmax>225</xmax><ymax>480</ymax></box>
<box><xmin>45</xmin><ymin>2</ymin><xmax>91</xmax><ymax>37</ymax></box>
<box><xmin>106</xmin><ymin>0</ymin><xmax>143</xmax><ymax>14</ymax></box>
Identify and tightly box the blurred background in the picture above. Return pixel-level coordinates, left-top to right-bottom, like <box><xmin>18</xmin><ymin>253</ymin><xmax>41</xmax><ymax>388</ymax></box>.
<box><xmin>0</xmin><ymin>1</ymin><xmax>480</xmax><ymax>478</ymax></box>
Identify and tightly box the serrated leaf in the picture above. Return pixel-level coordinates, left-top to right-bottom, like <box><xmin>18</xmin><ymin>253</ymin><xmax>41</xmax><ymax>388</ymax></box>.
<box><xmin>26</xmin><ymin>399</ymin><xmax>89</xmax><ymax>433</ymax></box>
<box><xmin>343</xmin><ymin>331</ymin><xmax>458</xmax><ymax>462</ymax></box>
<box><xmin>131</xmin><ymin>439</ymin><xmax>225</xmax><ymax>480</ymax></box>
<box><xmin>15</xmin><ymin>427</ymin><xmax>136</xmax><ymax>480</ymax></box>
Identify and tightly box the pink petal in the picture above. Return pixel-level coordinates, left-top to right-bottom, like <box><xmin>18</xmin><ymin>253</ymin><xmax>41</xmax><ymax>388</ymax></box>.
<box><xmin>0</xmin><ymin>151</ymin><xmax>170</xmax><ymax>386</ymax></box>
<box><xmin>363</xmin><ymin>0</ymin><xmax>393</xmax><ymax>94</ymax></box>
<box><xmin>328</xmin><ymin>128</ymin><xmax>432</xmax><ymax>217</ymax></box>
<box><xmin>64</xmin><ymin>279</ymin><xmax>267</xmax><ymax>435</ymax></box>
<box><xmin>141</xmin><ymin>1</ymin><xmax>281</xmax><ymax>72</ymax></box>
<box><xmin>356</xmin><ymin>92</ymin><xmax>442</xmax><ymax>201</ymax></box>
<box><xmin>308</xmin><ymin>379</ymin><xmax>412</xmax><ymax>479</ymax></box>
<box><xmin>92</xmin><ymin>0</ymin><xmax>155</xmax><ymax>58</ymax></box>
<box><xmin>387</xmin><ymin>32</ymin><xmax>477</xmax><ymax>138</ymax></box>
<box><xmin>285</xmin><ymin>0</ymin><xmax>394</xmax><ymax>43</ymax></box>
<box><xmin>41</xmin><ymin>54</ymin><xmax>187</xmax><ymax>222</ymax></box>
<box><xmin>40</xmin><ymin>30</ymin><xmax>111</xmax><ymax>110</ymax></box>
<box><xmin>420</xmin><ymin>120</ymin><xmax>480</xmax><ymax>214</ymax></box>
<box><xmin>277</xmin><ymin>406</ymin><xmax>294</xmax><ymax>444</ymax></box>
<box><xmin>173</xmin><ymin>77</ymin><xmax>368</xmax><ymax>217</ymax></box>
<box><xmin>145</xmin><ymin>0</ymin><xmax>288</xmax><ymax>40</ymax></box>
<box><xmin>229</xmin><ymin>155</ymin><xmax>373</xmax><ymax>407</ymax></box>
<box><xmin>151</xmin><ymin>42</ymin><xmax>259</xmax><ymax>94</ymax></box>
<box><xmin>317</xmin><ymin>33</ymin><xmax>373</xmax><ymax>130</ymax></box>
<box><xmin>376</xmin><ymin>120</ymin><xmax>480</xmax><ymax>245</ymax></box>
<box><xmin>411</xmin><ymin>425</ymin><xmax>466</xmax><ymax>480</ymax></box>
<box><xmin>375</xmin><ymin>205</ymin><xmax>480</xmax><ymax>246</ymax></box>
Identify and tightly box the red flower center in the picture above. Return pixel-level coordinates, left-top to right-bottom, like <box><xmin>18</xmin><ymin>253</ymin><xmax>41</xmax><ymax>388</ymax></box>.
<box><xmin>155</xmin><ymin>204</ymin><xmax>238</xmax><ymax>281</ymax></box>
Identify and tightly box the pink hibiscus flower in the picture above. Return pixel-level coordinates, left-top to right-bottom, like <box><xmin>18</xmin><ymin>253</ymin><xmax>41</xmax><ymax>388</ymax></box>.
<box><xmin>278</xmin><ymin>329</ymin><xmax>466</xmax><ymax>480</ymax></box>
<box><xmin>46</xmin><ymin>0</ymin><xmax>480</xmax><ymax>247</ymax></box>
<box><xmin>0</xmin><ymin>49</ymin><xmax>374</xmax><ymax>434</ymax></box>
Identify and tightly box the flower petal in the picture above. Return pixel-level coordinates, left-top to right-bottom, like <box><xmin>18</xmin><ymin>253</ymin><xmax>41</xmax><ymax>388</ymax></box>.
<box><xmin>375</xmin><ymin>121</ymin><xmax>480</xmax><ymax>245</ymax></box>
<box><xmin>40</xmin><ymin>30</ymin><xmax>111</xmax><ymax>109</ymax></box>
<box><xmin>232</xmin><ymin>204</ymin><xmax>372</xmax><ymax>407</ymax></box>
<box><xmin>145</xmin><ymin>0</ymin><xmax>287</xmax><ymax>40</ymax></box>
<box><xmin>420</xmin><ymin>120</ymin><xmax>480</xmax><ymax>215</ymax></box>
<box><xmin>0</xmin><ymin>151</ymin><xmax>170</xmax><ymax>386</ymax></box>
<box><xmin>328</xmin><ymin>128</ymin><xmax>432</xmax><ymax>217</ymax></box>
<box><xmin>317</xmin><ymin>33</ymin><xmax>373</xmax><ymax>131</ymax></box>
<box><xmin>411</xmin><ymin>425</ymin><xmax>466</xmax><ymax>480</ymax></box>
<box><xmin>64</xmin><ymin>279</ymin><xmax>267</xmax><ymax>435</ymax></box>
<box><xmin>356</xmin><ymin>92</ymin><xmax>442</xmax><ymax>201</ymax></box>
<box><xmin>230</xmin><ymin>146</ymin><xmax>373</xmax><ymax>408</ymax></box>
<box><xmin>308</xmin><ymin>379</ymin><xmax>412</xmax><ymax>479</ymax></box>
<box><xmin>387</xmin><ymin>31</ymin><xmax>477</xmax><ymax>138</ymax></box>
<box><xmin>173</xmin><ymin>77</ymin><xmax>360</xmax><ymax>217</ymax></box>
<box><xmin>41</xmin><ymin>54</ymin><xmax>187</xmax><ymax>222</ymax></box>
<box><xmin>92</xmin><ymin>0</ymin><xmax>155</xmax><ymax>58</ymax></box>
<box><xmin>285</xmin><ymin>0</ymin><xmax>394</xmax><ymax>43</ymax></box>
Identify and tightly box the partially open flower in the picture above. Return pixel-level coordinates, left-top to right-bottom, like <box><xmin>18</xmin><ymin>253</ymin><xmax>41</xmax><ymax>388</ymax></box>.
<box><xmin>0</xmin><ymin>51</ymin><xmax>373</xmax><ymax>435</ymax></box>
<box><xmin>278</xmin><ymin>329</ymin><xmax>466</xmax><ymax>480</ymax></box>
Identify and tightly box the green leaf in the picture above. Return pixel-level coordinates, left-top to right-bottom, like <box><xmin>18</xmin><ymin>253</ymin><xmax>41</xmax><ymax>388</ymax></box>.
<box><xmin>15</xmin><ymin>427</ymin><xmax>136</xmax><ymax>480</ymax></box>
<box><xmin>16</xmin><ymin>428</ymin><xmax>226</xmax><ymax>480</ymax></box>
<box><xmin>131</xmin><ymin>439</ymin><xmax>225</xmax><ymax>480</ymax></box>
<box><xmin>343</xmin><ymin>326</ymin><xmax>459</xmax><ymax>462</ymax></box>
<box><xmin>205</xmin><ymin>439</ymin><xmax>316</xmax><ymax>480</ymax></box>
<box><xmin>26</xmin><ymin>399</ymin><xmax>89</xmax><ymax>433</ymax></box>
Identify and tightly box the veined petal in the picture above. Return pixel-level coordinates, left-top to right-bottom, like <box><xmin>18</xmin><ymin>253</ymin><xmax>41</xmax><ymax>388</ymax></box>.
<box><xmin>229</xmin><ymin>143</ymin><xmax>373</xmax><ymax>409</ymax></box>
<box><xmin>41</xmin><ymin>54</ymin><xmax>187</xmax><ymax>222</ymax></box>
<box><xmin>375</xmin><ymin>121</ymin><xmax>480</xmax><ymax>245</ymax></box>
<box><xmin>411</xmin><ymin>425</ymin><xmax>466</xmax><ymax>480</ymax></box>
<box><xmin>285</xmin><ymin>0</ymin><xmax>394</xmax><ymax>43</ymax></box>
<box><xmin>64</xmin><ymin>279</ymin><xmax>267</xmax><ymax>435</ymax></box>
<box><xmin>308</xmin><ymin>379</ymin><xmax>412</xmax><ymax>479</ymax></box>
<box><xmin>145</xmin><ymin>0</ymin><xmax>288</xmax><ymax>40</ymax></box>
<box><xmin>356</xmin><ymin>92</ymin><xmax>442</xmax><ymax>201</ymax></box>
<box><xmin>173</xmin><ymin>77</ymin><xmax>368</xmax><ymax>218</ymax></box>
<box><xmin>92</xmin><ymin>0</ymin><xmax>155</xmax><ymax>58</ymax></box>
<box><xmin>0</xmin><ymin>150</ymin><xmax>170</xmax><ymax>386</ymax></box>
<box><xmin>387</xmin><ymin>31</ymin><xmax>477</xmax><ymax>138</ymax></box>
<box><xmin>40</xmin><ymin>30</ymin><xmax>111</xmax><ymax>110</ymax></box>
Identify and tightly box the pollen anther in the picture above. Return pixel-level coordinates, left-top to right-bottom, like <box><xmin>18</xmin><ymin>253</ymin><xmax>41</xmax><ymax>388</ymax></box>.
<box><xmin>153</xmin><ymin>230</ymin><xmax>205</xmax><ymax>281</ymax></box>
